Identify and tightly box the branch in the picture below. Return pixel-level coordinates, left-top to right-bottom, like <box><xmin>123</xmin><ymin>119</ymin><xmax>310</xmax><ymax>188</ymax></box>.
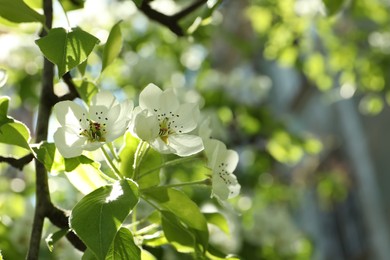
<box><xmin>0</xmin><ymin>154</ymin><xmax>34</xmax><ymax>170</ymax></box>
<box><xmin>46</xmin><ymin>204</ymin><xmax>86</xmax><ymax>251</ymax></box>
<box><xmin>59</xmin><ymin>72</ymin><xmax>80</xmax><ymax>102</ymax></box>
<box><xmin>172</xmin><ymin>0</ymin><xmax>207</xmax><ymax>20</ymax></box>
<box><xmin>138</xmin><ymin>0</ymin><xmax>208</xmax><ymax>36</ymax></box>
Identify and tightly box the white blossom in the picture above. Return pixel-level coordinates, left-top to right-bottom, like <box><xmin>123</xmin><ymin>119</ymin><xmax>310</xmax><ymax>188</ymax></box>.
<box><xmin>204</xmin><ymin>139</ymin><xmax>241</xmax><ymax>200</ymax></box>
<box><xmin>53</xmin><ymin>91</ymin><xmax>133</xmax><ymax>158</ymax></box>
<box><xmin>131</xmin><ymin>83</ymin><xmax>204</xmax><ymax>157</ymax></box>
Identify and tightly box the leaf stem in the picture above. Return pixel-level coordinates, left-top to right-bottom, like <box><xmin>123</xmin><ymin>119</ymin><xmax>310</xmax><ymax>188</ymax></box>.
<box><xmin>141</xmin><ymin>179</ymin><xmax>210</xmax><ymax>192</ymax></box>
<box><xmin>132</xmin><ymin>141</ymin><xmax>149</xmax><ymax>179</ymax></box>
<box><xmin>57</xmin><ymin>0</ymin><xmax>72</xmax><ymax>30</ymax></box>
<box><xmin>138</xmin><ymin>156</ymin><xmax>202</xmax><ymax>180</ymax></box>
<box><xmin>107</xmin><ymin>142</ymin><xmax>121</xmax><ymax>162</ymax></box>
<box><xmin>101</xmin><ymin>146</ymin><xmax>122</xmax><ymax>180</ymax></box>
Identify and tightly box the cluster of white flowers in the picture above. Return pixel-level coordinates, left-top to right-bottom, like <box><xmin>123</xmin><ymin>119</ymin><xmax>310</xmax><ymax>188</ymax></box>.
<box><xmin>53</xmin><ymin>84</ymin><xmax>240</xmax><ymax>200</ymax></box>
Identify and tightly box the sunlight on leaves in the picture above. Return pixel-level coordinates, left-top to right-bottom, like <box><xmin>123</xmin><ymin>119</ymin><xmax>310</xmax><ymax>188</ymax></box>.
<box><xmin>35</xmin><ymin>27</ymin><xmax>99</xmax><ymax>77</ymax></box>
<box><xmin>0</xmin><ymin>0</ymin><xmax>45</xmax><ymax>23</ymax></box>
<box><xmin>70</xmin><ymin>179</ymin><xmax>139</xmax><ymax>260</ymax></box>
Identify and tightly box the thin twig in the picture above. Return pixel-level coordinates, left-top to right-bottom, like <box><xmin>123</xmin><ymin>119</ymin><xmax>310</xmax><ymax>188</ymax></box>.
<box><xmin>60</xmin><ymin>72</ymin><xmax>80</xmax><ymax>101</ymax></box>
<box><xmin>138</xmin><ymin>0</ymin><xmax>208</xmax><ymax>36</ymax></box>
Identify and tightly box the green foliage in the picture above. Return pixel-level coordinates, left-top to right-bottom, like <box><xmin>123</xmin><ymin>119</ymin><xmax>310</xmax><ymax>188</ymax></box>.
<box><xmin>204</xmin><ymin>212</ymin><xmax>229</xmax><ymax>235</ymax></box>
<box><xmin>102</xmin><ymin>21</ymin><xmax>123</xmax><ymax>73</ymax></box>
<box><xmin>35</xmin><ymin>27</ymin><xmax>99</xmax><ymax>77</ymax></box>
<box><xmin>70</xmin><ymin>179</ymin><xmax>139</xmax><ymax>260</ymax></box>
<box><xmin>131</xmin><ymin>0</ymin><xmax>143</xmax><ymax>8</ymax></box>
<box><xmin>120</xmin><ymin>133</ymin><xmax>161</xmax><ymax>188</ymax></box>
<box><xmin>72</xmin><ymin>79</ymin><xmax>99</xmax><ymax>104</ymax></box>
<box><xmin>0</xmin><ymin>96</ymin><xmax>30</xmax><ymax>151</ymax></box>
<box><xmin>45</xmin><ymin>229</ymin><xmax>69</xmax><ymax>252</ymax></box>
<box><xmin>0</xmin><ymin>0</ymin><xmax>45</xmax><ymax>23</ymax></box>
<box><xmin>143</xmin><ymin>187</ymin><xmax>209</xmax><ymax>254</ymax></box>
<box><xmin>106</xmin><ymin>228</ymin><xmax>141</xmax><ymax>260</ymax></box>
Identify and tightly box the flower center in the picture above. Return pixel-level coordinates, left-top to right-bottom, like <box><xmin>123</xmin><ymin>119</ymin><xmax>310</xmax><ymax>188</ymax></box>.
<box><xmin>159</xmin><ymin>117</ymin><xmax>173</xmax><ymax>144</ymax></box>
<box><xmin>80</xmin><ymin>119</ymin><xmax>107</xmax><ymax>142</ymax></box>
<box><xmin>153</xmin><ymin>109</ymin><xmax>184</xmax><ymax>144</ymax></box>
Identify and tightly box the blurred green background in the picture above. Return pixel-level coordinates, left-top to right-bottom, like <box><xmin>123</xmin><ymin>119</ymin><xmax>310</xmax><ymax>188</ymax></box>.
<box><xmin>2</xmin><ymin>0</ymin><xmax>390</xmax><ymax>259</ymax></box>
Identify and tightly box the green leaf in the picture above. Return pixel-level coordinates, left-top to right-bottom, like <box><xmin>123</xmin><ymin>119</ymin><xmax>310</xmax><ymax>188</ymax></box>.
<box><xmin>204</xmin><ymin>212</ymin><xmax>229</xmax><ymax>235</ymax></box>
<box><xmin>106</xmin><ymin>228</ymin><xmax>141</xmax><ymax>260</ymax></box>
<box><xmin>120</xmin><ymin>133</ymin><xmax>161</xmax><ymax>188</ymax></box>
<box><xmin>0</xmin><ymin>96</ymin><xmax>12</xmax><ymax>127</ymax></box>
<box><xmin>45</xmin><ymin>229</ymin><xmax>69</xmax><ymax>252</ymax></box>
<box><xmin>323</xmin><ymin>0</ymin><xmax>345</xmax><ymax>16</ymax></box>
<box><xmin>70</xmin><ymin>179</ymin><xmax>139</xmax><ymax>260</ymax></box>
<box><xmin>206</xmin><ymin>244</ymin><xmax>240</xmax><ymax>260</ymax></box>
<box><xmin>131</xmin><ymin>0</ymin><xmax>143</xmax><ymax>8</ymax></box>
<box><xmin>0</xmin><ymin>97</ymin><xmax>30</xmax><ymax>150</ymax></box>
<box><xmin>141</xmin><ymin>250</ymin><xmax>157</xmax><ymax>260</ymax></box>
<box><xmin>35</xmin><ymin>27</ymin><xmax>100</xmax><ymax>77</ymax></box>
<box><xmin>60</xmin><ymin>0</ymin><xmax>84</xmax><ymax>11</ymax></box>
<box><xmin>161</xmin><ymin>211</ymin><xmax>195</xmax><ymax>253</ymax></box>
<box><xmin>102</xmin><ymin>21</ymin><xmax>123</xmax><ymax>72</ymax></box>
<box><xmin>143</xmin><ymin>187</ymin><xmax>209</xmax><ymax>252</ymax></box>
<box><xmin>78</xmin><ymin>59</ymin><xmax>88</xmax><ymax>76</ymax></box>
<box><xmin>32</xmin><ymin>142</ymin><xmax>62</xmax><ymax>172</ymax></box>
<box><xmin>0</xmin><ymin>68</ymin><xmax>7</xmax><ymax>88</ymax></box>
<box><xmin>81</xmin><ymin>249</ymin><xmax>96</xmax><ymax>260</ymax></box>
<box><xmin>0</xmin><ymin>0</ymin><xmax>45</xmax><ymax>23</ymax></box>
<box><xmin>72</xmin><ymin>78</ymin><xmax>98</xmax><ymax>104</ymax></box>
<box><xmin>0</xmin><ymin>121</ymin><xmax>31</xmax><ymax>150</ymax></box>
<box><xmin>32</xmin><ymin>142</ymin><xmax>108</xmax><ymax>194</ymax></box>
<box><xmin>65</xmin><ymin>160</ymin><xmax>109</xmax><ymax>195</ymax></box>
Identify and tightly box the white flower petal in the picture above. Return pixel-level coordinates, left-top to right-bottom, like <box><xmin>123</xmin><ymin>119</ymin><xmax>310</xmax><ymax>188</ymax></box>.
<box><xmin>83</xmin><ymin>142</ymin><xmax>104</xmax><ymax>151</ymax></box>
<box><xmin>159</xmin><ymin>88</ymin><xmax>180</xmax><ymax>114</ymax></box>
<box><xmin>172</xmin><ymin>103</ymin><xmax>199</xmax><ymax>133</ymax></box>
<box><xmin>212</xmin><ymin>173</ymin><xmax>240</xmax><ymax>200</ymax></box>
<box><xmin>54</xmin><ymin>101</ymin><xmax>86</xmax><ymax>128</ymax></box>
<box><xmin>139</xmin><ymin>83</ymin><xmax>163</xmax><ymax>111</ymax></box>
<box><xmin>91</xmin><ymin>91</ymin><xmax>118</xmax><ymax>109</ymax></box>
<box><xmin>198</xmin><ymin>117</ymin><xmax>212</xmax><ymax>140</ymax></box>
<box><xmin>133</xmin><ymin>111</ymin><xmax>159</xmax><ymax>141</ymax></box>
<box><xmin>168</xmin><ymin>134</ymin><xmax>204</xmax><ymax>157</ymax></box>
<box><xmin>150</xmin><ymin>138</ymin><xmax>175</xmax><ymax>154</ymax></box>
<box><xmin>204</xmin><ymin>139</ymin><xmax>224</xmax><ymax>168</ymax></box>
<box><xmin>53</xmin><ymin>127</ymin><xmax>85</xmax><ymax>158</ymax></box>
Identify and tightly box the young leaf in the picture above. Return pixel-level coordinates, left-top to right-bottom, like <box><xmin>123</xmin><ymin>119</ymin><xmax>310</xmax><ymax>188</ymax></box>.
<box><xmin>32</xmin><ymin>142</ymin><xmax>62</xmax><ymax>172</ymax></box>
<box><xmin>32</xmin><ymin>142</ymin><xmax>109</xmax><ymax>193</ymax></box>
<box><xmin>204</xmin><ymin>212</ymin><xmax>229</xmax><ymax>235</ymax></box>
<box><xmin>142</xmin><ymin>187</ymin><xmax>209</xmax><ymax>252</ymax></box>
<box><xmin>141</xmin><ymin>249</ymin><xmax>157</xmax><ymax>260</ymax></box>
<box><xmin>70</xmin><ymin>179</ymin><xmax>139</xmax><ymax>260</ymax></box>
<box><xmin>0</xmin><ymin>69</ymin><xmax>7</xmax><ymax>87</ymax></box>
<box><xmin>0</xmin><ymin>96</ymin><xmax>12</xmax><ymax>126</ymax></box>
<box><xmin>131</xmin><ymin>0</ymin><xmax>143</xmax><ymax>8</ymax></box>
<box><xmin>60</xmin><ymin>0</ymin><xmax>84</xmax><ymax>11</ymax></box>
<box><xmin>0</xmin><ymin>121</ymin><xmax>31</xmax><ymax>150</ymax></box>
<box><xmin>45</xmin><ymin>229</ymin><xmax>69</xmax><ymax>252</ymax></box>
<box><xmin>106</xmin><ymin>228</ymin><xmax>141</xmax><ymax>260</ymax></box>
<box><xmin>102</xmin><ymin>21</ymin><xmax>123</xmax><ymax>72</ymax></box>
<box><xmin>35</xmin><ymin>27</ymin><xmax>99</xmax><ymax>77</ymax></box>
<box><xmin>72</xmin><ymin>79</ymin><xmax>98</xmax><ymax>104</ymax></box>
<box><xmin>161</xmin><ymin>210</ymin><xmax>195</xmax><ymax>253</ymax></box>
<box><xmin>0</xmin><ymin>0</ymin><xmax>45</xmax><ymax>24</ymax></box>
<box><xmin>0</xmin><ymin>97</ymin><xmax>31</xmax><ymax>150</ymax></box>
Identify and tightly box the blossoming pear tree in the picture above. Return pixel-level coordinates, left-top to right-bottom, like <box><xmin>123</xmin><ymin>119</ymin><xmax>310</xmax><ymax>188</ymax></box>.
<box><xmin>0</xmin><ymin>0</ymin><xmax>241</xmax><ymax>259</ymax></box>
